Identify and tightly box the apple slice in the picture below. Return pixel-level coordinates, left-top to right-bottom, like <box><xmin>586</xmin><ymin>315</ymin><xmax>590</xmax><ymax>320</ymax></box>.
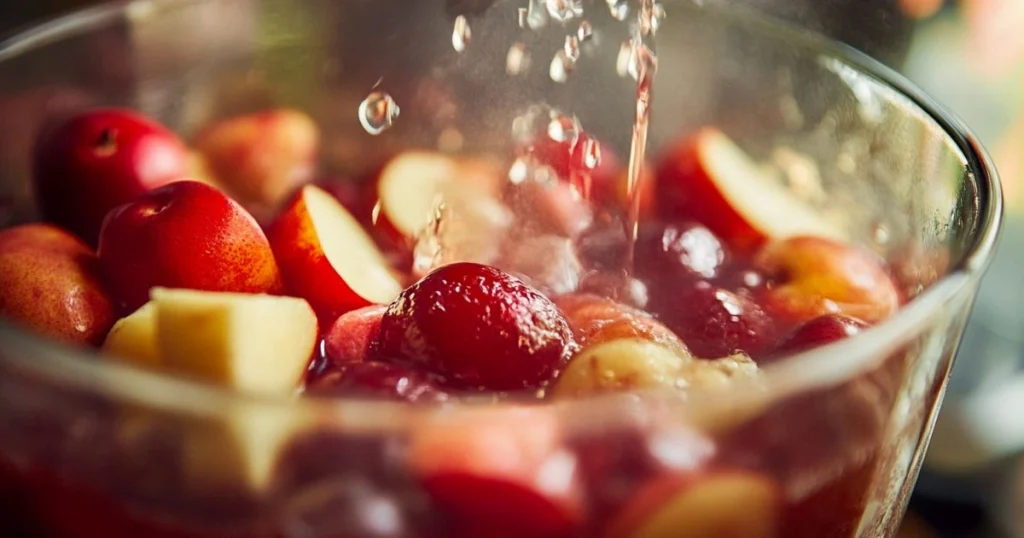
<box><xmin>608</xmin><ymin>472</ymin><xmax>781</xmax><ymax>538</ymax></box>
<box><xmin>373</xmin><ymin>151</ymin><xmax>501</xmax><ymax>241</ymax></box>
<box><xmin>102</xmin><ymin>301</ymin><xmax>160</xmax><ymax>368</ymax></box>
<box><xmin>656</xmin><ymin>128</ymin><xmax>846</xmax><ymax>253</ymax></box>
<box><xmin>552</xmin><ymin>338</ymin><xmax>690</xmax><ymax>399</ymax></box>
<box><xmin>409</xmin><ymin>408</ymin><xmax>583</xmax><ymax>537</ymax></box>
<box><xmin>151</xmin><ymin>287</ymin><xmax>317</xmax><ymax>395</ymax></box>
<box><xmin>269</xmin><ymin>184</ymin><xmax>402</xmax><ymax>322</ymax></box>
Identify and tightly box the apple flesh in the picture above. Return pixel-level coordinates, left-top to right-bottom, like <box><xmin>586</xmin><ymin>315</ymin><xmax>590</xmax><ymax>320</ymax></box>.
<box><xmin>151</xmin><ymin>287</ymin><xmax>318</xmax><ymax>395</ymax></box>
<box><xmin>102</xmin><ymin>301</ymin><xmax>159</xmax><ymax>368</ymax></box>
<box><xmin>0</xmin><ymin>224</ymin><xmax>115</xmax><ymax>347</ymax></box>
<box><xmin>98</xmin><ymin>180</ymin><xmax>283</xmax><ymax>313</ymax></box>
<box><xmin>554</xmin><ymin>293</ymin><xmax>686</xmax><ymax>353</ymax></box>
<box><xmin>268</xmin><ymin>184</ymin><xmax>402</xmax><ymax>323</ymax></box>
<box><xmin>608</xmin><ymin>472</ymin><xmax>781</xmax><ymax>538</ymax></box>
<box><xmin>32</xmin><ymin>108</ymin><xmax>188</xmax><ymax>245</ymax></box>
<box><xmin>655</xmin><ymin>127</ymin><xmax>845</xmax><ymax>253</ymax></box>
<box><xmin>192</xmin><ymin>108</ymin><xmax>319</xmax><ymax>212</ymax></box>
<box><xmin>755</xmin><ymin>236</ymin><xmax>901</xmax><ymax>326</ymax></box>
<box><xmin>372</xmin><ymin>151</ymin><xmax>503</xmax><ymax>244</ymax></box>
<box><xmin>409</xmin><ymin>408</ymin><xmax>582</xmax><ymax>537</ymax></box>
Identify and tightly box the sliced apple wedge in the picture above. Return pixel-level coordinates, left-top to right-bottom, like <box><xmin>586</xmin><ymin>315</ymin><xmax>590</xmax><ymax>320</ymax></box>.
<box><xmin>609</xmin><ymin>472</ymin><xmax>781</xmax><ymax>538</ymax></box>
<box><xmin>656</xmin><ymin>128</ymin><xmax>846</xmax><ymax>253</ymax></box>
<box><xmin>151</xmin><ymin>287</ymin><xmax>317</xmax><ymax>395</ymax></box>
<box><xmin>552</xmin><ymin>338</ymin><xmax>690</xmax><ymax>398</ymax></box>
<box><xmin>269</xmin><ymin>184</ymin><xmax>402</xmax><ymax>322</ymax></box>
<box><xmin>373</xmin><ymin>151</ymin><xmax>502</xmax><ymax>240</ymax></box>
<box><xmin>102</xmin><ymin>301</ymin><xmax>160</xmax><ymax>368</ymax></box>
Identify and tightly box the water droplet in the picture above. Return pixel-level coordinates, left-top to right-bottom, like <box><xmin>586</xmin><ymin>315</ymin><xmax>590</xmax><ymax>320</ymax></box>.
<box><xmin>638</xmin><ymin>0</ymin><xmax>660</xmax><ymax>36</ymax></box>
<box><xmin>616</xmin><ymin>40</ymin><xmax>633</xmax><ymax>78</ymax></box>
<box><xmin>873</xmin><ymin>222</ymin><xmax>891</xmax><ymax>245</ymax></box>
<box><xmin>509</xmin><ymin>156</ymin><xmax>559</xmax><ymax>187</ymax></box>
<box><xmin>607</xmin><ymin>0</ymin><xmax>629</xmax><ymax>20</ymax></box>
<box><xmin>412</xmin><ymin>196</ymin><xmax>446</xmax><ymax>276</ymax></box>
<box><xmin>549</xmin><ymin>50</ymin><xmax>576</xmax><ymax>83</ymax></box>
<box><xmin>518</xmin><ymin>7</ymin><xmax>529</xmax><ymax>28</ymax></box>
<box><xmin>547</xmin><ymin>113</ymin><xmax>580</xmax><ymax>145</ymax></box>
<box><xmin>508</xmin><ymin>156</ymin><xmax>533</xmax><ymax>185</ymax></box>
<box><xmin>452</xmin><ymin>15</ymin><xmax>471</xmax><ymax>52</ymax></box>
<box><xmin>545</xmin><ymin>0</ymin><xmax>583</xmax><ymax>23</ymax></box>
<box><xmin>506</xmin><ymin>42</ymin><xmax>531</xmax><ymax>75</ymax></box>
<box><xmin>651</xmin><ymin>3</ymin><xmax>667</xmax><ymax>33</ymax></box>
<box><xmin>578</xmin><ymin>135</ymin><xmax>601</xmax><ymax>170</ymax></box>
<box><xmin>358</xmin><ymin>91</ymin><xmax>400</xmax><ymax>135</ymax></box>
<box><xmin>527</xmin><ymin>0</ymin><xmax>549</xmax><ymax>29</ymax></box>
<box><xmin>577</xmin><ymin>20</ymin><xmax>593</xmax><ymax>41</ymax></box>
<box><xmin>563</xmin><ymin>35</ymin><xmax>581</xmax><ymax>62</ymax></box>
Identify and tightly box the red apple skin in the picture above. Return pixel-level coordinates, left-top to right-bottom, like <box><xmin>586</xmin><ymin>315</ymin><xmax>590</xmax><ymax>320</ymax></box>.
<box><xmin>409</xmin><ymin>409</ymin><xmax>583</xmax><ymax>538</ymax></box>
<box><xmin>0</xmin><ymin>224</ymin><xmax>115</xmax><ymax>346</ymax></box>
<box><xmin>32</xmin><ymin>108</ymin><xmax>188</xmax><ymax>245</ymax></box>
<box><xmin>192</xmin><ymin>108</ymin><xmax>319</xmax><ymax>211</ymax></box>
<box><xmin>655</xmin><ymin>129</ymin><xmax>757</xmax><ymax>251</ymax></box>
<box><xmin>268</xmin><ymin>185</ymin><xmax>400</xmax><ymax>324</ymax></box>
<box><xmin>97</xmin><ymin>180</ymin><xmax>283</xmax><ymax>313</ymax></box>
<box><xmin>323</xmin><ymin>304</ymin><xmax>387</xmax><ymax>366</ymax></box>
<box><xmin>755</xmin><ymin>236</ymin><xmax>901</xmax><ymax>326</ymax></box>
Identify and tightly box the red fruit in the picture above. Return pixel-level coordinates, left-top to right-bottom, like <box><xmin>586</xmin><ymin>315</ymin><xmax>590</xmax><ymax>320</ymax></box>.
<box><xmin>323</xmin><ymin>304</ymin><xmax>387</xmax><ymax>366</ymax></box>
<box><xmin>635</xmin><ymin>222</ymin><xmax>728</xmax><ymax>281</ymax></box>
<box><xmin>32</xmin><ymin>108</ymin><xmax>188</xmax><ymax>245</ymax></box>
<box><xmin>770</xmin><ymin>314</ymin><xmax>868</xmax><ymax>358</ymax></box>
<box><xmin>649</xmin><ymin>280</ymin><xmax>774</xmax><ymax>359</ymax></box>
<box><xmin>409</xmin><ymin>408</ymin><xmax>583</xmax><ymax>538</ymax></box>
<box><xmin>371</xmin><ymin>262</ymin><xmax>575</xmax><ymax>391</ymax></box>
<box><xmin>98</xmin><ymin>181</ymin><xmax>283</xmax><ymax>312</ymax></box>
<box><xmin>306</xmin><ymin>362</ymin><xmax>449</xmax><ymax>403</ymax></box>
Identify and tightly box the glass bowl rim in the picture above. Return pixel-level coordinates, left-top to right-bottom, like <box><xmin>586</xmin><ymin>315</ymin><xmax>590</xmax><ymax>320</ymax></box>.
<box><xmin>0</xmin><ymin>0</ymin><xmax>1004</xmax><ymax>423</ymax></box>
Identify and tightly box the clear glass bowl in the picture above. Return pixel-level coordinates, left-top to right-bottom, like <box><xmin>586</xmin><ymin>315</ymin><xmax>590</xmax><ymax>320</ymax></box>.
<box><xmin>0</xmin><ymin>0</ymin><xmax>1002</xmax><ymax>537</ymax></box>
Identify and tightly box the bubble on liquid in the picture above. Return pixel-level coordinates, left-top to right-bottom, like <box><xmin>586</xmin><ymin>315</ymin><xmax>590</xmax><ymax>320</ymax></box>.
<box><xmin>358</xmin><ymin>91</ymin><xmax>400</xmax><ymax>135</ymax></box>
<box><xmin>511</xmin><ymin>104</ymin><xmax>554</xmax><ymax>145</ymax></box>
<box><xmin>508</xmin><ymin>155</ymin><xmax>558</xmax><ymax>186</ymax></box>
<box><xmin>607</xmin><ymin>0</ymin><xmax>629</xmax><ymax>20</ymax></box>
<box><xmin>549</xmin><ymin>50</ymin><xmax>576</xmax><ymax>83</ymax></box>
<box><xmin>452</xmin><ymin>15</ymin><xmax>471</xmax><ymax>53</ymax></box>
<box><xmin>577</xmin><ymin>20</ymin><xmax>593</xmax><ymax>41</ymax></box>
<box><xmin>527</xmin><ymin>0</ymin><xmax>549</xmax><ymax>28</ymax></box>
<box><xmin>507</xmin><ymin>42</ymin><xmax>531</xmax><ymax>75</ymax></box>
<box><xmin>563</xmin><ymin>35</ymin><xmax>581</xmax><ymax>62</ymax></box>
<box><xmin>545</xmin><ymin>0</ymin><xmax>584</xmax><ymax>23</ymax></box>
<box><xmin>578</xmin><ymin>135</ymin><xmax>601</xmax><ymax>170</ymax></box>
<box><xmin>547</xmin><ymin>113</ymin><xmax>581</xmax><ymax>146</ymax></box>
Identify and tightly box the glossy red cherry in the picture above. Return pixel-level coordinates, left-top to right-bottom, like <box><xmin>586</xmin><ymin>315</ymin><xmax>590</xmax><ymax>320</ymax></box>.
<box><xmin>307</xmin><ymin>362</ymin><xmax>449</xmax><ymax>403</ymax></box>
<box><xmin>323</xmin><ymin>305</ymin><xmax>387</xmax><ymax>366</ymax></box>
<box><xmin>649</xmin><ymin>280</ymin><xmax>774</xmax><ymax>359</ymax></box>
<box><xmin>32</xmin><ymin>108</ymin><xmax>187</xmax><ymax>245</ymax></box>
<box><xmin>370</xmin><ymin>262</ymin><xmax>575</xmax><ymax>391</ymax></box>
<box><xmin>634</xmin><ymin>221</ymin><xmax>729</xmax><ymax>282</ymax></box>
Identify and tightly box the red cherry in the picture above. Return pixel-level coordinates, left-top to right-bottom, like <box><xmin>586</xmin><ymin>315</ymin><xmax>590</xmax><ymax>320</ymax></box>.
<box><xmin>306</xmin><ymin>362</ymin><xmax>449</xmax><ymax>403</ymax></box>
<box><xmin>648</xmin><ymin>280</ymin><xmax>774</xmax><ymax>359</ymax></box>
<box><xmin>32</xmin><ymin>108</ymin><xmax>187</xmax><ymax>245</ymax></box>
<box><xmin>769</xmin><ymin>314</ymin><xmax>868</xmax><ymax>358</ymax></box>
<box><xmin>371</xmin><ymin>262</ymin><xmax>575</xmax><ymax>391</ymax></box>
<box><xmin>635</xmin><ymin>222</ymin><xmax>729</xmax><ymax>282</ymax></box>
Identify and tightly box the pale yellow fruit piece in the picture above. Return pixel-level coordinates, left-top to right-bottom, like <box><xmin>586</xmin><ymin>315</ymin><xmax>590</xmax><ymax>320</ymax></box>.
<box><xmin>102</xmin><ymin>301</ymin><xmax>160</xmax><ymax>368</ymax></box>
<box><xmin>152</xmin><ymin>287</ymin><xmax>317</xmax><ymax>395</ymax></box>
<box><xmin>553</xmin><ymin>338</ymin><xmax>689</xmax><ymax>398</ymax></box>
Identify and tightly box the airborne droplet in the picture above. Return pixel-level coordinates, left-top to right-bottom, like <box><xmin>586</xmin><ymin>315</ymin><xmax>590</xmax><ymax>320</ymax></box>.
<box><xmin>549</xmin><ymin>49</ymin><xmax>576</xmax><ymax>83</ymax></box>
<box><xmin>358</xmin><ymin>91</ymin><xmax>400</xmax><ymax>135</ymax></box>
<box><xmin>452</xmin><ymin>15</ymin><xmax>471</xmax><ymax>52</ymax></box>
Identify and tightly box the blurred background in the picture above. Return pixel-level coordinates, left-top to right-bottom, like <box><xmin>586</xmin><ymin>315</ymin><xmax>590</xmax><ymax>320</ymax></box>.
<box><xmin>2</xmin><ymin>0</ymin><xmax>1023</xmax><ymax>536</ymax></box>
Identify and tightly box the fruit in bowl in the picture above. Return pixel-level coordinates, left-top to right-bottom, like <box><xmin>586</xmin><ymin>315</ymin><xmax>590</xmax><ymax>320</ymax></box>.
<box><xmin>3</xmin><ymin>105</ymin><xmax>920</xmax><ymax>538</ymax></box>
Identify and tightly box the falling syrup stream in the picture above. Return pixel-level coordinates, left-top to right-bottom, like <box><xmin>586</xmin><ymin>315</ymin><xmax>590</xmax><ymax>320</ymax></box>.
<box><xmin>623</xmin><ymin>0</ymin><xmax>658</xmax><ymax>273</ymax></box>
